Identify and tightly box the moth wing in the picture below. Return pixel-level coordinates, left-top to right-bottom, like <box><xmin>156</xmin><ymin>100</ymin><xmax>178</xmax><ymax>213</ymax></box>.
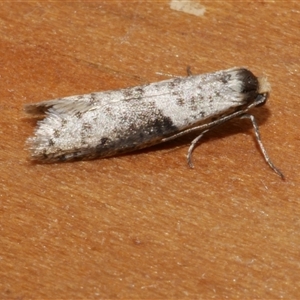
<box><xmin>24</xmin><ymin>79</ymin><xmax>175</xmax><ymax>116</ymax></box>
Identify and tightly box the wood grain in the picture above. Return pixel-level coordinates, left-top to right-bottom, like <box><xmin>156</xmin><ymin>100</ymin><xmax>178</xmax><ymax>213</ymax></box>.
<box><xmin>1</xmin><ymin>1</ymin><xmax>299</xmax><ymax>299</ymax></box>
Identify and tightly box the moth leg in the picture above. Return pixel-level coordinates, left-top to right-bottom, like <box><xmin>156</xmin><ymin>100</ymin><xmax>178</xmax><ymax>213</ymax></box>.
<box><xmin>187</xmin><ymin>129</ymin><xmax>210</xmax><ymax>168</ymax></box>
<box><xmin>162</xmin><ymin>124</ymin><xmax>210</xmax><ymax>143</ymax></box>
<box><xmin>187</xmin><ymin>66</ymin><xmax>193</xmax><ymax>76</ymax></box>
<box><xmin>240</xmin><ymin>114</ymin><xmax>284</xmax><ymax>179</ymax></box>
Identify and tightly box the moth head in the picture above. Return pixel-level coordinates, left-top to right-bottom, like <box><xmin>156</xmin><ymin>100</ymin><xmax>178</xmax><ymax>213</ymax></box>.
<box><xmin>236</xmin><ymin>68</ymin><xmax>271</xmax><ymax>107</ymax></box>
<box><xmin>254</xmin><ymin>76</ymin><xmax>271</xmax><ymax>107</ymax></box>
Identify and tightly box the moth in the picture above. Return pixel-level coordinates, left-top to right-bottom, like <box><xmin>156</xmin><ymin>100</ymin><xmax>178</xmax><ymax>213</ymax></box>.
<box><xmin>25</xmin><ymin>67</ymin><xmax>283</xmax><ymax>178</ymax></box>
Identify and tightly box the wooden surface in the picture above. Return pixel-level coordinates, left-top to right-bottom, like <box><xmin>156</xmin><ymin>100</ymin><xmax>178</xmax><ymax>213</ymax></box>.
<box><xmin>1</xmin><ymin>1</ymin><xmax>300</xmax><ymax>299</ymax></box>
